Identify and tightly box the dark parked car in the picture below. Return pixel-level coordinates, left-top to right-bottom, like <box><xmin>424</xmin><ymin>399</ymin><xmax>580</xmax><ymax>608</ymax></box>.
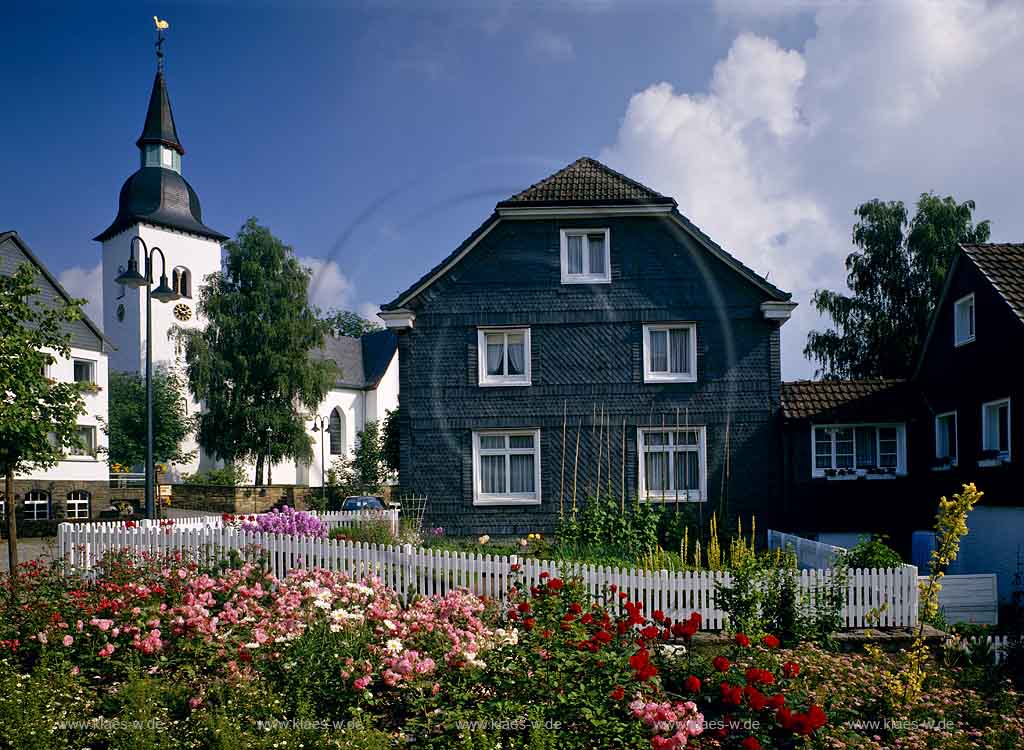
<box><xmin>341</xmin><ymin>496</ymin><xmax>384</xmax><ymax>511</ymax></box>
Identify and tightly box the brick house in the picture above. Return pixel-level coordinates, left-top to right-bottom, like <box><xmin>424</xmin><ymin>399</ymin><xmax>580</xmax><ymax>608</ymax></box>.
<box><xmin>380</xmin><ymin>158</ymin><xmax>796</xmax><ymax>536</ymax></box>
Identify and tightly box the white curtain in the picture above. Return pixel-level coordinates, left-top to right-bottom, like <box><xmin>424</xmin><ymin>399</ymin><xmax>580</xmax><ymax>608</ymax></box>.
<box><xmin>673</xmin><ymin>450</ymin><xmax>700</xmax><ymax>491</ymax></box>
<box><xmin>645</xmin><ymin>451</ymin><xmax>669</xmax><ymax>492</ymax></box>
<box><xmin>486</xmin><ymin>334</ymin><xmax>505</xmax><ymax>376</ymax></box>
<box><xmin>587</xmin><ymin>234</ymin><xmax>605</xmax><ymax>275</ymax></box>
<box><xmin>507</xmin><ymin>334</ymin><xmax>524</xmax><ymax>375</ymax></box>
<box><xmin>509</xmin><ymin>454</ymin><xmax>534</xmax><ymax>493</ymax></box>
<box><xmin>669</xmin><ymin>328</ymin><xmax>689</xmax><ymax>373</ymax></box>
<box><xmin>481</xmin><ymin>455</ymin><xmax>506</xmax><ymax>493</ymax></box>
<box><xmin>649</xmin><ymin>330</ymin><xmax>668</xmax><ymax>372</ymax></box>
<box><xmin>567</xmin><ymin>235</ymin><xmax>584</xmax><ymax>274</ymax></box>
<box><xmin>834</xmin><ymin>428</ymin><xmax>854</xmax><ymax>468</ymax></box>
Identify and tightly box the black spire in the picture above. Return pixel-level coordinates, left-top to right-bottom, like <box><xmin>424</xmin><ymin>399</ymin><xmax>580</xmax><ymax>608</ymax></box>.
<box><xmin>136</xmin><ymin>70</ymin><xmax>184</xmax><ymax>155</ymax></box>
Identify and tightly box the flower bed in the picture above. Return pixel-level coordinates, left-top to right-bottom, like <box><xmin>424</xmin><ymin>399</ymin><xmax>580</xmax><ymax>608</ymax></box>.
<box><xmin>1</xmin><ymin>553</ymin><xmax>1021</xmax><ymax>749</ymax></box>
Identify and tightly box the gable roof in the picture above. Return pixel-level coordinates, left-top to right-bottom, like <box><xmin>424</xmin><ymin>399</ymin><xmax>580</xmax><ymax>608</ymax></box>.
<box><xmin>496</xmin><ymin>157</ymin><xmax>676</xmax><ymax>208</ymax></box>
<box><xmin>384</xmin><ymin>157</ymin><xmax>790</xmax><ymax>309</ymax></box>
<box><xmin>312</xmin><ymin>329</ymin><xmax>397</xmax><ymax>391</ymax></box>
<box><xmin>781</xmin><ymin>379</ymin><xmax>913</xmax><ymax>422</ymax></box>
<box><xmin>913</xmin><ymin>243</ymin><xmax>1024</xmax><ymax>379</ymax></box>
<box><xmin>961</xmin><ymin>243</ymin><xmax>1024</xmax><ymax>323</ymax></box>
<box><xmin>0</xmin><ymin>230</ymin><xmax>113</xmax><ymax>351</ymax></box>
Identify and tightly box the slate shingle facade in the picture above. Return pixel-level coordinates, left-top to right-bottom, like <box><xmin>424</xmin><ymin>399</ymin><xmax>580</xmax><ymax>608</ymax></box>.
<box><xmin>386</xmin><ymin>160</ymin><xmax>793</xmax><ymax>536</ymax></box>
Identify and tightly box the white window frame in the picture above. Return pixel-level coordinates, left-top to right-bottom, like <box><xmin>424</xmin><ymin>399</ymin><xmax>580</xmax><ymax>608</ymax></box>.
<box><xmin>981</xmin><ymin>397</ymin><xmax>1011</xmax><ymax>461</ymax></box>
<box><xmin>811</xmin><ymin>423</ymin><xmax>907</xmax><ymax>478</ymax></box>
<box><xmin>477</xmin><ymin>328</ymin><xmax>532</xmax><ymax>387</ymax></box>
<box><xmin>72</xmin><ymin>358</ymin><xmax>96</xmax><ymax>385</ymax></box>
<box><xmin>69</xmin><ymin>425</ymin><xmax>97</xmax><ymax>458</ymax></box>
<box><xmin>24</xmin><ymin>490</ymin><xmax>51</xmax><ymax>521</ymax></box>
<box><xmin>642</xmin><ymin>323</ymin><xmax>698</xmax><ymax>383</ymax></box>
<box><xmin>637</xmin><ymin>426</ymin><xmax>707</xmax><ymax>502</ymax></box>
<box><xmin>472</xmin><ymin>429</ymin><xmax>542</xmax><ymax>506</ymax></box>
<box><xmin>560</xmin><ymin>228</ymin><xmax>611</xmax><ymax>284</ymax></box>
<box><xmin>934</xmin><ymin>411</ymin><xmax>958</xmax><ymax>467</ymax></box>
<box><xmin>953</xmin><ymin>293</ymin><xmax>976</xmax><ymax>347</ymax></box>
<box><xmin>66</xmin><ymin>491</ymin><xmax>91</xmax><ymax>520</ymax></box>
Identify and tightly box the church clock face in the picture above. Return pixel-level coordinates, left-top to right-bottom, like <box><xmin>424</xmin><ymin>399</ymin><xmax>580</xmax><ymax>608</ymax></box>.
<box><xmin>173</xmin><ymin>303</ymin><xmax>192</xmax><ymax>322</ymax></box>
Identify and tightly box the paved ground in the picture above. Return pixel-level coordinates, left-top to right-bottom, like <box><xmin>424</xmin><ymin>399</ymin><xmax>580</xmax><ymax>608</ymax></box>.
<box><xmin>0</xmin><ymin>536</ymin><xmax>57</xmax><ymax>573</ymax></box>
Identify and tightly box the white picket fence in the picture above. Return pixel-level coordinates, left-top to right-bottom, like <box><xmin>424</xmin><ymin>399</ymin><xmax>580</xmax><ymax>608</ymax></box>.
<box><xmin>956</xmin><ymin>634</ymin><xmax>1009</xmax><ymax>664</ymax></box>
<box><xmin>55</xmin><ymin>523</ymin><xmax>919</xmax><ymax>629</ymax></box>
<box><xmin>73</xmin><ymin>509</ymin><xmax>400</xmax><ymax>536</ymax></box>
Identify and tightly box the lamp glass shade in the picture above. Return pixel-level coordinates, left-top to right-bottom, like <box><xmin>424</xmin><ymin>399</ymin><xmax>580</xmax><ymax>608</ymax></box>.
<box><xmin>151</xmin><ymin>274</ymin><xmax>179</xmax><ymax>302</ymax></box>
<box><xmin>115</xmin><ymin>258</ymin><xmax>148</xmax><ymax>288</ymax></box>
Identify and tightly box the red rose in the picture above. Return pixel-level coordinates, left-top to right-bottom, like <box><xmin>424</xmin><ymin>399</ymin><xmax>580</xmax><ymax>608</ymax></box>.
<box><xmin>782</xmin><ymin>660</ymin><xmax>800</xmax><ymax>678</ymax></box>
<box><xmin>541</xmin><ymin>629</ymin><xmax>552</xmax><ymax>639</ymax></box>
<box><xmin>640</xmin><ymin>625</ymin><xmax>661</xmax><ymax>640</ymax></box>
<box><xmin>653</xmin><ymin>609</ymin><xmax>666</xmax><ymax>623</ymax></box>
<box><xmin>762</xmin><ymin>634</ymin><xmax>780</xmax><ymax>649</ymax></box>
<box><xmin>540</xmin><ymin>571</ymin><xmax>550</xmax><ymax>579</ymax></box>
<box><xmin>713</xmin><ymin>655</ymin><xmax>731</xmax><ymax>672</ymax></box>
<box><xmin>741</xmin><ymin>737</ymin><xmax>761</xmax><ymax>750</ymax></box>
<box><xmin>523</xmin><ymin>618</ymin><xmax>536</xmax><ymax>630</ymax></box>
<box><xmin>609</xmin><ymin>584</ymin><xmax>618</xmax><ymax>593</ymax></box>
<box><xmin>610</xmin><ymin>685</ymin><xmax>625</xmax><ymax>700</ymax></box>
<box><xmin>734</xmin><ymin>633</ymin><xmax>751</xmax><ymax>647</ymax></box>
<box><xmin>594</xmin><ymin>630</ymin><xmax>612</xmax><ymax>644</ymax></box>
<box><xmin>548</xmin><ymin>578</ymin><xmax>564</xmax><ymax>590</ymax></box>
<box><xmin>685</xmin><ymin>675</ymin><xmax>702</xmax><ymax>693</ymax></box>
<box><xmin>507</xmin><ymin>610</ymin><xmax>519</xmax><ymax>621</ymax></box>
<box><xmin>745</xmin><ymin>686</ymin><xmax>767</xmax><ymax>711</ymax></box>
<box><xmin>581</xmin><ymin>613</ymin><xmax>594</xmax><ymax>625</ymax></box>
<box><xmin>517</xmin><ymin>602</ymin><xmax>531</xmax><ymax>613</ymax></box>
<box><xmin>510</xmin><ymin>563</ymin><xmax>521</xmax><ymax>571</ymax></box>
<box><xmin>569</xmin><ymin>602</ymin><xmax>583</xmax><ymax>614</ymax></box>
<box><xmin>767</xmin><ymin>694</ymin><xmax>785</xmax><ymax>710</ymax></box>
<box><xmin>619</xmin><ymin>591</ymin><xmax>628</xmax><ymax>600</ymax></box>
<box><xmin>776</xmin><ymin>707</ymin><xmax>793</xmax><ymax>730</ymax></box>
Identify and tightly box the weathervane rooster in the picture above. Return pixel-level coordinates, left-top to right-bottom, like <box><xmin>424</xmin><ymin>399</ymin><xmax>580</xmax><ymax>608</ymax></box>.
<box><xmin>153</xmin><ymin>16</ymin><xmax>170</xmax><ymax>70</ymax></box>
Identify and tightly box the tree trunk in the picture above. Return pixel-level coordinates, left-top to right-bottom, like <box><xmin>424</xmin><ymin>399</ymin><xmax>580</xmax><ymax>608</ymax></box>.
<box><xmin>5</xmin><ymin>468</ymin><xmax>16</xmax><ymax>575</ymax></box>
<box><xmin>267</xmin><ymin>454</ymin><xmax>273</xmax><ymax>486</ymax></box>
<box><xmin>254</xmin><ymin>454</ymin><xmax>264</xmax><ymax>487</ymax></box>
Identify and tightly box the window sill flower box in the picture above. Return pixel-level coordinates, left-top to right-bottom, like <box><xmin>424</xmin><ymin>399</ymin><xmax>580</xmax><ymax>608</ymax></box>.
<box><xmin>822</xmin><ymin>467</ymin><xmax>898</xmax><ymax>480</ymax></box>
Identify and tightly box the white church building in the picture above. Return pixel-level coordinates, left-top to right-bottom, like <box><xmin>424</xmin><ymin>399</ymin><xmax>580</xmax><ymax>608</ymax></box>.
<box><xmin>95</xmin><ymin>58</ymin><xmax>398</xmax><ymax>490</ymax></box>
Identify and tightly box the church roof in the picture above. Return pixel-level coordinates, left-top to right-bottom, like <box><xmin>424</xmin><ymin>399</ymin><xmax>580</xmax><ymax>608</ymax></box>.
<box><xmin>313</xmin><ymin>330</ymin><xmax>397</xmax><ymax>391</ymax></box>
<box><xmin>137</xmin><ymin>71</ymin><xmax>184</xmax><ymax>154</ymax></box>
<box><xmin>93</xmin><ymin>167</ymin><xmax>228</xmax><ymax>242</ymax></box>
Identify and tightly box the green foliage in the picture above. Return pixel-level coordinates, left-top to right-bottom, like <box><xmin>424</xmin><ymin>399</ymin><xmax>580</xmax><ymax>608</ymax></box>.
<box><xmin>557</xmin><ymin>492</ymin><xmax>660</xmax><ymax>561</ymax></box>
<box><xmin>329</xmin><ymin>520</ymin><xmax>395</xmax><ymax>546</ymax></box>
<box><xmin>0</xmin><ymin>263</ymin><xmax>87</xmax><ymax>477</ymax></box>
<box><xmin>806</xmin><ymin>193</ymin><xmax>990</xmax><ymax>378</ymax></box>
<box><xmin>716</xmin><ymin>551</ymin><xmax>846</xmax><ymax>644</ymax></box>
<box><xmin>104</xmin><ymin>367</ymin><xmax>195</xmax><ymax>467</ymax></box>
<box><xmin>326</xmin><ymin>420</ymin><xmax>389</xmax><ymax>502</ymax></box>
<box><xmin>838</xmin><ymin>535</ymin><xmax>904</xmax><ymax>570</ymax></box>
<box><xmin>381</xmin><ymin>407</ymin><xmax>400</xmax><ymax>473</ymax></box>
<box><xmin>321</xmin><ymin>308</ymin><xmax>383</xmax><ymax>338</ymax></box>
<box><xmin>181</xmin><ymin>464</ymin><xmax>248</xmax><ymax>486</ymax></box>
<box><xmin>172</xmin><ymin>218</ymin><xmax>334</xmax><ymax>485</ymax></box>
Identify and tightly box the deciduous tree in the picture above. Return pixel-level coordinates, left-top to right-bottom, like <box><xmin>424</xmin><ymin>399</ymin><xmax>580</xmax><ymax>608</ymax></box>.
<box><xmin>173</xmin><ymin>219</ymin><xmax>334</xmax><ymax>485</ymax></box>
<box><xmin>104</xmin><ymin>367</ymin><xmax>195</xmax><ymax>468</ymax></box>
<box><xmin>0</xmin><ymin>264</ymin><xmax>87</xmax><ymax>570</ymax></box>
<box><xmin>805</xmin><ymin>194</ymin><xmax>989</xmax><ymax>379</ymax></box>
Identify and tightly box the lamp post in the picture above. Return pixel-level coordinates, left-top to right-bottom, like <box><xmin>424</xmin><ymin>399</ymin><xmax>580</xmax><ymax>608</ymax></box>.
<box><xmin>115</xmin><ymin>237</ymin><xmax>179</xmax><ymax>519</ymax></box>
<box><xmin>311</xmin><ymin>415</ymin><xmax>328</xmax><ymax>506</ymax></box>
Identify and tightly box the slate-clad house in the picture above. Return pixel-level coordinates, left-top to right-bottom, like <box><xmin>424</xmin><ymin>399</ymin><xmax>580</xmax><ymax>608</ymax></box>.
<box><xmin>380</xmin><ymin>158</ymin><xmax>796</xmax><ymax>535</ymax></box>
<box><xmin>1</xmin><ymin>231</ymin><xmax>115</xmax><ymax>522</ymax></box>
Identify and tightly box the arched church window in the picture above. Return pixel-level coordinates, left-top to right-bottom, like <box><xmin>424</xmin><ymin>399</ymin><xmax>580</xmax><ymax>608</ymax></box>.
<box><xmin>172</xmin><ymin>267</ymin><xmax>192</xmax><ymax>299</ymax></box>
<box><xmin>328</xmin><ymin>408</ymin><xmax>345</xmax><ymax>455</ymax></box>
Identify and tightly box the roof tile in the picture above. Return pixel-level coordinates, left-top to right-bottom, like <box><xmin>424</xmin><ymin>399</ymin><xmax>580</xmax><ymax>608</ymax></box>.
<box><xmin>781</xmin><ymin>379</ymin><xmax>913</xmax><ymax>421</ymax></box>
<box><xmin>961</xmin><ymin>243</ymin><xmax>1024</xmax><ymax>323</ymax></box>
<box><xmin>497</xmin><ymin>157</ymin><xmax>675</xmax><ymax>207</ymax></box>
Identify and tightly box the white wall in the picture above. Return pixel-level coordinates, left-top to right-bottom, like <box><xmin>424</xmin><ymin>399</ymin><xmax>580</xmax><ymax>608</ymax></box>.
<box><xmin>19</xmin><ymin>346</ymin><xmax>109</xmax><ymax>483</ymax></box>
<box><xmin>101</xmin><ymin>222</ymin><xmax>221</xmax><ymax>480</ymax></box>
<box><xmin>366</xmin><ymin>351</ymin><xmax>399</xmax><ymax>423</ymax></box>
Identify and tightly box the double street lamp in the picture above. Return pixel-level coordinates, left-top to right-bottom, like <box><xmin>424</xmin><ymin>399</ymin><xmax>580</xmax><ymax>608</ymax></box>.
<box><xmin>115</xmin><ymin>236</ymin><xmax>180</xmax><ymax>518</ymax></box>
<box><xmin>311</xmin><ymin>415</ymin><xmax>329</xmax><ymax>506</ymax></box>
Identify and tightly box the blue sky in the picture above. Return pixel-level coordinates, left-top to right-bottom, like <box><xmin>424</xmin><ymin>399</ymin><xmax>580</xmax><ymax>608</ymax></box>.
<box><xmin>4</xmin><ymin>1</ymin><xmax>1022</xmax><ymax>379</ymax></box>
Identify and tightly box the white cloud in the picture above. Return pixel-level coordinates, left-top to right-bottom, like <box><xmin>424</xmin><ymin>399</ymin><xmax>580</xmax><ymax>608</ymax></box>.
<box><xmin>300</xmin><ymin>255</ymin><xmax>381</xmax><ymax>325</ymax></box>
<box><xmin>527</xmin><ymin>30</ymin><xmax>574</xmax><ymax>61</ymax></box>
<box><xmin>58</xmin><ymin>263</ymin><xmax>103</xmax><ymax>326</ymax></box>
<box><xmin>603</xmin><ymin>0</ymin><xmax>1024</xmax><ymax>378</ymax></box>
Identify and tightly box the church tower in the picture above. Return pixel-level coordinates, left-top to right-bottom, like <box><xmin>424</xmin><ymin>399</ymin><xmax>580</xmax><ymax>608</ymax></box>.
<box><xmin>96</xmin><ymin>35</ymin><xmax>225</xmax><ymax>476</ymax></box>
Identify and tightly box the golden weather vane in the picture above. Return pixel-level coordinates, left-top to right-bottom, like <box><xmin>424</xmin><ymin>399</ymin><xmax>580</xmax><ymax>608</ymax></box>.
<box><xmin>153</xmin><ymin>16</ymin><xmax>170</xmax><ymax>70</ymax></box>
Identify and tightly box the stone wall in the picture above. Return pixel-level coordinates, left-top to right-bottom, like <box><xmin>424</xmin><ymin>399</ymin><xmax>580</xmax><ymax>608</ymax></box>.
<box><xmin>170</xmin><ymin>484</ymin><xmax>315</xmax><ymax>514</ymax></box>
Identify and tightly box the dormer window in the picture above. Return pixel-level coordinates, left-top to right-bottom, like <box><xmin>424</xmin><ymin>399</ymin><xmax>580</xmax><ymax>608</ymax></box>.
<box><xmin>954</xmin><ymin>293</ymin><xmax>975</xmax><ymax>346</ymax></box>
<box><xmin>560</xmin><ymin>229</ymin><xmax>610</xmax><ymax>284</ymax></box>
